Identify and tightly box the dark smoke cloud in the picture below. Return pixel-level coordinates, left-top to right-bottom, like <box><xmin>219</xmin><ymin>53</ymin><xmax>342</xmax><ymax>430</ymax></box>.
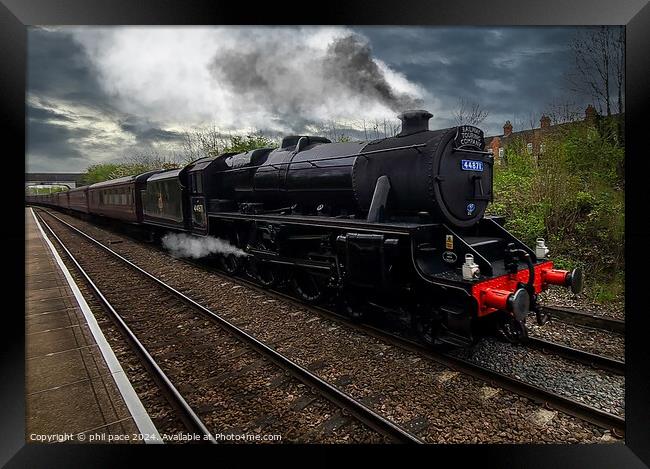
<box><xmin>321</xmin><ymin>34</ymin><xmax>421</xmax><ymax>111</ymax></box>
<box><xmin>209</xmin><ymin>32</ymin><xmax>423</xmax><ymax>122</ymax></box>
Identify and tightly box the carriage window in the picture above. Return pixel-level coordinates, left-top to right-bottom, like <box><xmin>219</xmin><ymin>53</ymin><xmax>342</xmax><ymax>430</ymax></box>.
<box><xmin>143</xmin><ymin>178</ymin><xmax>183</xmax><ymax>221</ymax></box>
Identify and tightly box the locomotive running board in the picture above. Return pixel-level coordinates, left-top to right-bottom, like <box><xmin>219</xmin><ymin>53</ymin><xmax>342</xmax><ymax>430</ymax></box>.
<box><xmin>208</xmin><ymin>212</ymin><xmax>435</xmax><ymax>235</ymax></box>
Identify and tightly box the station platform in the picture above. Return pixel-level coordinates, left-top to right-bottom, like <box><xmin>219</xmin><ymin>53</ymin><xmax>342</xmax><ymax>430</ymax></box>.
<box><xmin>25</xmin><ymin>208</ymin><xmax>160</xmax><ymax>444</ymax></box>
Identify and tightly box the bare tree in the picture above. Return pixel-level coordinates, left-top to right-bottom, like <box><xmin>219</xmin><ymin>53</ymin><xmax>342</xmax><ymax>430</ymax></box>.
<box><xmin>511</xmin><ymin>114</ymin><xmax>525</xmax><ymax>133</ymax></box>
<box><xmin>318</xmin><ymin>119</ymin><xmax>356</xmax><ymax>142</ymax></box>
<box><xmin>453</xmin><ymin>98</ymin><xmax>490</xmax><ymax>126</ymax></box>
<box><xmin>526</xmin><ymin>111</ymin><xmax>537</xmax><ymax>130</ymax></box>
<box><xmin>613</xmin><ymin>28</ymin><xmax>625</xmax><ymax>117</ymax></box>
<box><xmin>180</xmin><ymin>125</ymin><xmax>231</xmax><ymax>163</ymax></box>
<box><xmin>544</xmin><ymin>99</ymin><xmax>583</xmax><ymax>125</ymax></box>
<box><xmin>567</xmin><ymin>26</ymin><xmax>624</xmax><ymax>116</ymax></box>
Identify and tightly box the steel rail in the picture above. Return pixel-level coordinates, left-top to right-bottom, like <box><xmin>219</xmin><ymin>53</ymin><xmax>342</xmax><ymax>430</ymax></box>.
<box><xmin>541</xmin><ymin>305</ymin><xmax>625</xmax><ymax>334</ymax></box>
<box><xmin>35</xmin><ymin>212</ymin><xmax>216</xmax><ymax>444</ymax></box>
<box><xmin>182</xmin><ymin>259</ymin><xmax>627</xmax><ymax>437</ymax></box>
<box><xmin>39</xmin><ymin>209</ymin><xmax>423</xmax><ymax>444</ymax></box>
<box><xmin>526</xmin><ymin>336</ymin><xmax>624</xmax><ymax>374</ymax></box>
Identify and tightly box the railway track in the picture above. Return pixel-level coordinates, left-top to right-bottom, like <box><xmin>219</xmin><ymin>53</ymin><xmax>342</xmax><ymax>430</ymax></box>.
<box><xmin>234</xmin><ymin>283</ymin><xmax>626</xmax><ymax>437</ymax></box>
<box><xmin>36</xmin><ymin>208</ymin><xmax>625</xmax><ymax>439</ymax></box>
<box><xmin>526</xmin><ymin>336</ymin><xmax>624</xmax><ymax>375</ymax></box>
<box><xmin>540</xmin><ymin>305</ymin><xmax>625</xmax><ymax>334</ymax></box>
<box><xmin>151</xmin><ymin>243</ymin><xmax>627</xmax><ymax>436</ymax></box>
<box><xmin>35</xmin><ymin>211</ymin><xmax>213</xmax><ymax>443</ymax></box>
<box><xmin>34</xmin><ymin>209</ymin><xmax>422</xmax><ymax>444</ymax></box>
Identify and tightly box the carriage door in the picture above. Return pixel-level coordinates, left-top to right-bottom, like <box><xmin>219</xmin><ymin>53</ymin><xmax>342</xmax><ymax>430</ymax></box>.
<box><xmin>189</xmin><ymin>171</ymin><xmax>208</xmax><ymax>235</ymax></box>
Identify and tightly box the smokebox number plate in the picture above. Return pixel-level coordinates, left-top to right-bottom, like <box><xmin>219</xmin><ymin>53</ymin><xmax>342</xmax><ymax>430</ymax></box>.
<box><xmin>461</xmin><ymin>160</ymin><xmax>484</xmax><ymax>171</ymax></box>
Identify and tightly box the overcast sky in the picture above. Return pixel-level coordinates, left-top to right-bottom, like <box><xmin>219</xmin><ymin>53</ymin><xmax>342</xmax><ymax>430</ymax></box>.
<box><xmin>27</xmin><ymin>26</ymin><xmax>616</xmax><ymax>172</ymax></box>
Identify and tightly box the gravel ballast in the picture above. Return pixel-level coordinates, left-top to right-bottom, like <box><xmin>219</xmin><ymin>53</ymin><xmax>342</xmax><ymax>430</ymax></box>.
<box><xmin>538</xmin><ymin>286</ymin><xmax>624</xmax><ymax>322</ymax></box>
<box><xmin>529</xmin><ymin>320</ymin><xmax>624</xmax><ymax>362</ymax></box>
<box><xmin>449</xmin><ymin>337</ymin><xmax>624</xmax><ymax>417</ymax></box>
<box><xmin>36</xmin><ymin>209</ymin><xmax>623</xmax><ymax>444</ymax></box>
<box><xmin>40</xmin><ymin>211</ymin><xmax>384</xmax><ymax>443</ymax></box>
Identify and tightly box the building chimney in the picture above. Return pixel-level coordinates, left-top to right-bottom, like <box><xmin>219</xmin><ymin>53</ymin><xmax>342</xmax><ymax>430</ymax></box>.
<box><xmin>540</xmin><ymin>115</ymin><xmax>551</xmax><ymax>129</ymax></box>
<box><xmin>585</xmin><ymin>104</ymin><xmax>597</xmax><ymax>124</ymax></box>
<box><xmin>503</xmin><ymin>120</ymin><xmax>513</xmax><ymax>137</ymax></box>
<box><xmin>397</xmin><ymin>110</ymin><xmax>433</xmax><ymax>136</ymax></box>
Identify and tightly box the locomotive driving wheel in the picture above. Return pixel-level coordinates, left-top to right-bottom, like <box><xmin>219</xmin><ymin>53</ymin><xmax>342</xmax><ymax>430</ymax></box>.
<box><xmin>413</xmin><ymin>308</ymin><xmax>439</xmax><ymax>347</ymax></box>
<box><xmin>242</xmin><ymin>257</ymin><xmax>257</xmax><ymax>279</ymax></box>
<box><xmin>291</xmin><ymin>269</ymin><xmax>324</xmax><ymax>303</ymax></box>
<box><xmin>338</xmin><ymin>295</ymin><xmax>366</xmax><ymax>322</ymax></box>
<box><xmin>256</xmin><ymin>262</ymin><xmax>278</xmax><ymax>287</ymax></box>
<box><xmin>220</xmin><ymin>253</ymin><xmax>241</xmax><ymax>275</ymax></box>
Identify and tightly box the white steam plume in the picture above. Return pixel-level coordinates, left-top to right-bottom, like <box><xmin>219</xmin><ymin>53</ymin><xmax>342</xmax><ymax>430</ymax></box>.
<box><xmin>68</xmin><ymin>27</ymin><xmax>429</xmax><ymax>132</ymax></box>
<box><xmin>162</xmin><ymin>232</ymin><xmax>248</xmax><ymax>259</ymax></box>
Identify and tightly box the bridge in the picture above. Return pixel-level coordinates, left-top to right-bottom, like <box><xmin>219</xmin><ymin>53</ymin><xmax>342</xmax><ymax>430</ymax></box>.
<box><xmin>25</xmin><ymin>173</ymin><xmax>85</xmax><ymax>190</ymax></box>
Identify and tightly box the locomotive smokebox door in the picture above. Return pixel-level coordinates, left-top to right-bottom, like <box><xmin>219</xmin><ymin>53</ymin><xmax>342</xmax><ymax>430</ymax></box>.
<box><xmin>433</xmin><ymin>125</ymin><xmax>493</xmax><ymax>227</ymax></box>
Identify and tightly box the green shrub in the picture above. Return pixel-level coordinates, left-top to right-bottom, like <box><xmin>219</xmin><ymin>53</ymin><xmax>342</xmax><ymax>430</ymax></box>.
<box><xmin>488</xmin><ymin>122</ymin><xmax>624</xmax><ymax>302</ymax></box>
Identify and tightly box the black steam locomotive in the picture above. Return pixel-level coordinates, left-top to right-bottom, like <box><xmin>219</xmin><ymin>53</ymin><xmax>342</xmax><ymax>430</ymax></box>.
<box><xmin>28</xmin><ymin>110</ymin><xmax>582</xmax><ymax>346</ymax></box>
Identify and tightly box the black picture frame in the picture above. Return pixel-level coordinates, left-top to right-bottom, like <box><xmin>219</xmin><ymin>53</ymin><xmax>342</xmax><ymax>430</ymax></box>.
<box><xmin>2</xmin><ymin>0</ymin><xmax>648</xmax><ymax>466</ymax></box>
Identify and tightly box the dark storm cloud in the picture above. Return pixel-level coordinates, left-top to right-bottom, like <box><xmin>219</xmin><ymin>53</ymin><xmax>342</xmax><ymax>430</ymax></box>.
<box><xmin>26</xmin><ymin>27</ymin><xmax>185</xmax><ymax>171</ymax></box>
<box><xmin>27</xmin><ymin>28</ymin><xmax>113</xmax><ymax>111</ymax></box>
<box><xmin>27</xmin><ymin>104</ymin><xmax>74</xmax><ymax>123</ymax></box>
<box><xmin>28</xmin><ymin>26</ymin><xmax>621</xmax><ymax>172</ymax></box>
<box><xmin>27</xmin><ymin>28</ymin><xmax>119</xmax><ymax>171</ymax></box>
<box><xmin>355</xmin><ymin>26</ymin><xmax>597</xmax><ymax>135</ymax></box>
<box><xmin>26</xmin><ymin>104</ymin><xmax>93</xmax><ymax>171</ymax></box>
<box><xmin>118</xmin><ymin>115</ymin><xmax>184</xmax><ymax>143</ymax></box>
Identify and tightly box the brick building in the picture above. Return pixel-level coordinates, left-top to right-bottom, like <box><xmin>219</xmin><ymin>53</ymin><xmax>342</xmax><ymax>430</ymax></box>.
<box><xmin>484</xmin><ymin>104</ymin><xmax>601</xmax><ymax>162</ymax></box>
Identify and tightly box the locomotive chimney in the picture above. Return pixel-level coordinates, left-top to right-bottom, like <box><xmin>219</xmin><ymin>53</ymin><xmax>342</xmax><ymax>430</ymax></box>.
<box><xmin>397</xmin><ymin>110</ymin><xmax>433</xmax><ymax>136</ymax></box>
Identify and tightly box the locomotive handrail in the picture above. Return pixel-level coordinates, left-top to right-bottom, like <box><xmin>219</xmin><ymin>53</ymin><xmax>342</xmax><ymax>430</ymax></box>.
<box><xmin>444</xmin><ymin>224</ymin><xmax>494</xmax><ymax>276</ymax></box>
<box><xmin>213</xmin><ymin>143</ymin><xmax>429</xmax><ymax>175</ymax></box>
<box><xmin>451</xmin><ymin>147</ymin><xmax>493</xmax><ymax>156</ymax></box>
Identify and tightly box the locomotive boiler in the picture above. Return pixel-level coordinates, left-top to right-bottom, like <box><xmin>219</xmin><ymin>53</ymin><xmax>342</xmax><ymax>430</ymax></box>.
<box><xmin>211</xmin><ymin>110</ymin><xmax>491</xmax><ymax>227</ymax></box>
